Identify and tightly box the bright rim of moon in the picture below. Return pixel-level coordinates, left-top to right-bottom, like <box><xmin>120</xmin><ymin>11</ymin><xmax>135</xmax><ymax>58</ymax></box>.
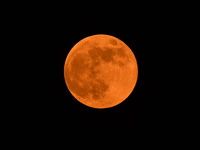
<box><xmin>64</xmin><ymin>34</ymin><xmax>138</xmax><ymax>109</ymax></box>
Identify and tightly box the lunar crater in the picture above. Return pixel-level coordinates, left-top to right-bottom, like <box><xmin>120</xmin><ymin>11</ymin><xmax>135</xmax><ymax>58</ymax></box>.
<box><xmin>109</xmin><ymin>39</ymin><xmax>117</xmax><ymax>45</ymax></box>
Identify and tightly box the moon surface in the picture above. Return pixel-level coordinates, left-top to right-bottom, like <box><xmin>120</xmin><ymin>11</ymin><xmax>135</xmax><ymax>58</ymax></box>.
<box><xmin>64</xmin><ymin>34</ymin><xmax>138</xmax><ymax>109</ymax></box>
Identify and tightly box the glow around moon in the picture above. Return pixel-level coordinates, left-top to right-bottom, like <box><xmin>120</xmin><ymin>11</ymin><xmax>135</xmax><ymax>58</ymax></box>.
<box><xmin>64</xmin><ymin>34</ymin><xmax>138</xmax><ymax>109</ymax></box>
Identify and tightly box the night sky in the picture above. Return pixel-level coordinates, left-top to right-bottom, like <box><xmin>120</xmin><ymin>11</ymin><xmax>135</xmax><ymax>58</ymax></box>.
<box><xmin>2</xmin><ymin>7</ymin><xmax>183</xmax><ymax>148</ymax></box>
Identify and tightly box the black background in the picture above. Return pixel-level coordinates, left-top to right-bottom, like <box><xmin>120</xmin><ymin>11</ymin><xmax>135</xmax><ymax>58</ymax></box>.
<box><xmin>2</xmin><ymin>5</ymin><xmax>184</xmax><ymax>149</ymax></box>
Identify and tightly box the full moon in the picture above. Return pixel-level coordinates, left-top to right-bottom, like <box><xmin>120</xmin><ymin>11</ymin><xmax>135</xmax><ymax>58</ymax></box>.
<box><xmin>64</xmin><ymin>34</ymin><xmax>138</xmax><ymax>109</ymax></box>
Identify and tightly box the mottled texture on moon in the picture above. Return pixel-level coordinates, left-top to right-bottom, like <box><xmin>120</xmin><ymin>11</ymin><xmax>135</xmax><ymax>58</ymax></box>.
<box><xmin>64</xmin><ymin>34</ymin><xmax>138</xmax><ymax>108</ymax></box>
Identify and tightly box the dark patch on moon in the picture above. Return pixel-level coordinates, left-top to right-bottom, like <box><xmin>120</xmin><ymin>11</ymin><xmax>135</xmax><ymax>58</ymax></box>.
<box><xmin>109</xmin><ymin>39</ymin><xmax>117</xmax><ymax>45</ymax></box>
<box><xmin>117</xmin><ymin>61</ymin><xmax>125</xmax><ymax>67</ymax></box>
<box><xmin>70</xmin><ymin>53</ymin><xmax>90</xmax><ymax>78</ymax></box>
<box><xmin>116</xmin><ymin>47</ymin><xmax>127</xmax><ymax>58</ymax></box>
<box><xmin>90</xmin><ymin>79</ymin><xmax>109</xmax><ymax>100</ymax></box>
<box><xmin>66</xmin><ymin>47</ymin><xmax>110</xmax><ymax>101</ymax></box>
<box><xmin>88</xmin><ymin>47</ymin><xmax>103</xmax><ymax>59</ymax></box>
<box><xmin>101</xmin><ymin>47</ymin><xmax>116</xmax><ymax>62</ymax></box>
<box><xmin>66</xmin><ymin>53</ymin><xmax>91</xmax><ymax>99</ymax></box>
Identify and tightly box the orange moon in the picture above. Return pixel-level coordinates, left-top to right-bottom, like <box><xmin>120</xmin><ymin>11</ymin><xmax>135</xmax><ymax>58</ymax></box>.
<box><xmin>64</xmin><ymin>34</ymin><xmax>138</xmax><ymax>109</ymax></box>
